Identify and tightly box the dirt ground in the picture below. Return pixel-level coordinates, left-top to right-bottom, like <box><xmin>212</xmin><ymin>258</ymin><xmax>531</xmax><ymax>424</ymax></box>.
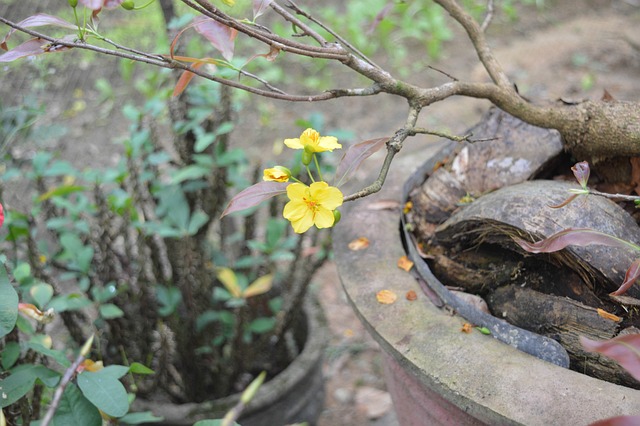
<box><xmin>2</xmin><ymin>1</ymin><xmax>640</xmax><ymax>425</ymax></box>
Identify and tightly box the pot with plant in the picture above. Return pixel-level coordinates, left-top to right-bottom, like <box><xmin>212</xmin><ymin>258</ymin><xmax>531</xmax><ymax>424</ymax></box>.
<box><xmin>2</xmin><ymin>0</ymin><xmax>640</xmax><ymax>424</ymax></box>
<box><xmin>0</xmin><ymin>67</ymin><xmax>331</xmax><ymax>424</ymax></box>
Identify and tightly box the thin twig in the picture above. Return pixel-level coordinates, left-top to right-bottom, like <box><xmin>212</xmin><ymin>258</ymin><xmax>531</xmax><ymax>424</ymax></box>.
<box><xmin>408</xmin><ymin>127</ymin><xmax>497</xmax><ymax>144</ymax></box>
<box><xmin>480</xmin><ymin>0</ymin><xmax>495</xmax><ymax>32</ymax></box>
<box><xmin>283</xmin><ymin>0</ymin><xmax>382</xmax><ymax>70</ymax></box>
<box><xmin>589</xmin><ymin>189</ymin><xmax>640</xmax><ymax>202</ymax></box>
<box><xmin>344</xmin><ymin>105</ymin><xmax>422</xmax><ymax>202</ymax></box>
<box><xmin>40</xmin><ymin>353</ymin><xmax>87</xmax><ymax>426</ymax></box>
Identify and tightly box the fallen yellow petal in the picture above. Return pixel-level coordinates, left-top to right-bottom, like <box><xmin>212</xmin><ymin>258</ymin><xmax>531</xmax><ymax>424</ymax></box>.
<box><xmin>376</xmin><ymin>290</ymin><xmax>397</xmax><ymax>305</ymax></box>
<box><xmin>397</xmin><ymin>255</ymin><xmax>414</xmax><ymax>272</ymax></box>
<box><xmin>348</xmin><ymin>237</ymin><xmax>370</xmax><ymax>251</ymax></box>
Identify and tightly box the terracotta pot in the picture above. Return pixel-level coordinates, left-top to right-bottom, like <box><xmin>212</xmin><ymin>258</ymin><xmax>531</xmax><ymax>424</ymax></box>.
<box><xmin>133</xmin><ymin>298</ymin><xmax>327</xmax><ymax>426</ymax></box>
<box><xmin>334</xmin><ymin>141</ymin><xmax>640</xmax><ymax>425</ymax></box>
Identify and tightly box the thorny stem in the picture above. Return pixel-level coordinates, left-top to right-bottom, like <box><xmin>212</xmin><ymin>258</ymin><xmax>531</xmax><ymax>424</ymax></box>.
<box><xmin>40</xmin><ymin>352</ymin><xmax>87</xmax><ymax>426</ymax></box>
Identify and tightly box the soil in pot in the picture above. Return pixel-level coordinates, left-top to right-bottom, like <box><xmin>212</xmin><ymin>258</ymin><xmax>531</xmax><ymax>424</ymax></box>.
<box><xmin>405</xmin><ymin>108</ymin><xmax>640</xmax><ymax>389</ymax></box>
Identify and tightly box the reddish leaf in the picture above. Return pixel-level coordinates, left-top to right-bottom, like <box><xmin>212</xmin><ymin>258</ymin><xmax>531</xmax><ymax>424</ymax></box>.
<box><xmin>581</xmin><ymin>334</ymin><xmax>640</xmax><ymax>382</ymax></box>
<box><xmin>221</xmin><ymin>181</ymin><xmax>288</xmax><ymax>218</ymax></box>
<box><xmin>193</xmin><ymin>16</ymin><xmax>237</xmax><ymax>62</ymax></box>
<box><xmin>571</xmin><ymin>161</ymin><xmax>590</xmax><ymax>189</ymax></box>
<box><xmin>548</xmin><ymin>193</ymin><xmax>579</xmax><ymax>209</ymax></box>
<box><xmin>173</xmin><ymin>62</ymin><xmax>207</xmax><ymax>97</ymax></box>
<box><xmin>335</xmin><ymin>137</ymin><xmax>388</xmax><ymax>187</ymax></box>
<box><xmin>514</xmin><ymin>228</ymin><xmax>638</xmax><ymax>254</ymax></box>
<box><xmin>590</xmin><ymin>416</ymin><xmax>640</xmax><ymax>426</ymax></box>
<box><xmin>0</xmin><ymin>38</ymin><xmax>53</xmax><ymax>62</ymax></box>
<box><xmin>611</xmin><ymin>259</ymin><xmax>640</xmax><ymax>296</ymax></box>
<box><xmin>253</xmin><ymin>0</ymin><xmax>274</xmax><ymax>20</ymax></box>
<box><xmin>1</xmin><ymin>14</ymin><xmax>76</xmax><ymax>50</ymax></box>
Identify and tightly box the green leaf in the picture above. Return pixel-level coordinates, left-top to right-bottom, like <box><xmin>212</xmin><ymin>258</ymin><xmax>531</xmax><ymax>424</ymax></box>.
<box><xmin>170</xmin><ymin>164</ymin><xmax>209</xmax><ymax>184</ymax></box>
<box><xmin>128</xmin><ymin>362</ymin><xmax>155</xmax><ymax>375</ymax></box>
<box><xmin>0</xmin><ymin>365</ymin><xmax>61</xmax><ymax>407</ymax></box>
<box><xmin>12</xmin><ymin>262</ymin><xmax>32</xmax><ymax>284</ymax></box>
<box><xmin>120</xmin><ymin>411</ymin><xmax>164</xmax><ymax>424</ymax></box>
<box><xmin>187</xmin><ymin>210</ymin><xmax>209</xmax><ymax>235</ymax></box>
<box><xmin>1</xmin><ymin>342</ymin><xmax>20</xmax><ymax>370</ymax></box>
<box><xmin>156</xmin><ymin>286</ymin><xmax>182</xmax><ymax>317</ymax></box>
<box><xmin>40</xmin><ymin>383</ymin><xmax>102</xmax><ymax>426</ymax></box>
<box><xmin>30</xmin><ymin>283</ymin><xmax>54</xmax><ymax>309</ymax></box>
<box><xmin>0</xmin><ymin>265</ymin><xmax>19</xmax><ymax>338</ymax></box>
<box><xmin>196</xmin><ymin>310</ymin><xmax>219</xmax><ymax>332</ymax></box>
<box><xmin>47</xmin><ymin>293</ymin><xmax>92</xmax><ymax>313</ymax></box>
<box><xmin>248</xmin><ymin>317</ymin><xmax>276</xmax><ymax>334</ymax></box>
<box><xmin>27</xmin><ymin>342</ymin><xmax>71</xmax><ymax>368</ymax></box>
<box><xmin>101</xmin><ymin>365</ymin><xmax>130</xmax><ymax>379</ymax></box>
<box><xmin>194</xmin><ymin>132</ymin><xmax>217</xmax><ymax>153</ymax></box>
<box><xmin>99</xmin><ymin>304</ymin><xmax>125</xmax><ymax>319</ymax></box>
<box><xmin>0</xmin><ymin>369</ymin><xmax>37</xmax><ymax>407</ymax></box>
<box><xmin>37</xmin><ymin>185</ymin><xmax>86</xmax><ymax>202</ymax></box>
<box><xmin>77</xmin><ymin>370</ymin><xmax>130</xmax><ymax>418</ymax></box>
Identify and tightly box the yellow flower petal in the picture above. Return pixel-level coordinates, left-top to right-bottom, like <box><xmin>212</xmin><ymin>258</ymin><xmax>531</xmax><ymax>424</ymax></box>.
<box><xmin>283</xmin><ymin>181</ymin><xmax>343</xmax><ymax>233</ymax></box>
<box><xmin>284</xmin><ymin>137</ymin><xmax>304</xmax><ymax>150</ymax></box>
<box><xmin>314</xmin><ymin>207</ymin><xmax>335</xmax><ymax>229</ymax></box>
<box><xmin>283</xmin><ymin>128</ymin><xmax>341</xmax><ymax>153</ymax></box>
<box><xmin>317</xmin><ymin>136</ymin><xmax>341</xmax><ymax>152</ymax></box>
<box><xmin>283</xmin><ymin>199</ymin><xmax>308</xmax><ymax>221</ymax></box>
<box><xmin>310</xmin><ymin>182</ymin><xmax>343</xmax><ymax>210</ymax></box>
<box><xmin>290</xmin><ymin>210</ymin><xmax>315</xmax><ymax>233</ymax></box>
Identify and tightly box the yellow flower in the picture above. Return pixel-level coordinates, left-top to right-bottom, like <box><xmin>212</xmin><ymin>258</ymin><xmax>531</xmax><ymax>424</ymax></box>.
<box><xmin>283</xmin><ymin>182</ymin><xmax>343</xmax><ymax>233</ymax></box>
<box><xmin>263</xmin><ymin>166</ymin><xmax>291</xmax><ymax>182</ymax></box>
<box><xmin>284</xmin><ymin>128</ymin><xmax>341</xmax><ymax>153</ymax></box>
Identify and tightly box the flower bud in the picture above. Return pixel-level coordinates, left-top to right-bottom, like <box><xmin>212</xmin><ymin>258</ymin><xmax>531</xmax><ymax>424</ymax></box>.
<box><xmin>121</xmin><ymin>0</ymin><xmax>135</xmax><ymax>10</ymax></box>
<box><xmin>263</xmin><ymin>166</ymin><xmax>291</xmax><ymax>182</ymax></box>
<box><xmin>332</xmin><ymin>209</ymin><xmax>341</xmax><ymax>226</ymax></box>
<box><xmin>301</xmin><ymin>150</ymin><xmax>313</xmax><ymax>166</ymax></box>
<box><xmin>68</xmin><ymin>0</ymin><xmax>78</xmax><ymax>7</ymax></box>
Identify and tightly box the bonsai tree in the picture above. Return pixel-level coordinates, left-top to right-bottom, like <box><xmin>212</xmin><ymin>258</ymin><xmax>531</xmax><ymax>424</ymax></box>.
<box><xmin>1</xmin><ymin>0</ymin><xmax>640</xmax><ymax>423</ymax></box>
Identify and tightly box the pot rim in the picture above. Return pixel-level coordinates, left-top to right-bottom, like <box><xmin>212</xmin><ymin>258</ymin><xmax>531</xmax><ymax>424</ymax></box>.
<box><xmin>334</xmin><ymin>141</ymin><xmax>640</xmax><ymax>425</ymax></box>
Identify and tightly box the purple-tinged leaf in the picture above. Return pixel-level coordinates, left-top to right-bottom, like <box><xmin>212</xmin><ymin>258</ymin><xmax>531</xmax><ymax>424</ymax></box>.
<box><xmin>0</xmin><ymin>38</ymin><xmax>69</xmax><ymax>62</ymax></box>
<box><xmin>514</xmin><ymin>228</ymin><xmax>639</xmax><ymax>254</ymax></box>
<box><xmin>1</xmin><ymin>14</ymin><xmax>76</xmax><ymax>50</ymax></box>
<box><xmin>193</xmin><ymin>16</ymin><xmax>237</xmax><ymax>62</ymax></box>
<box><xmin>572</xmin><ymin>161</ymin><xmax>590</xmax><ymax>189</ymax></box>
<box><xmin>548</xmin><ymin>193</ymin><xmax>579</xmax><ymax>209</ymax></box>
<box><xmin>590</xmin><ymin>416</ymin><xmax>640</xmax><ymax>426</ymax></box>
<box><xmin>221</xmin><ymin>181</ymin><xmax>289</xmax><ymax>218</ymax></box>
<box><xmin>253</xmin><ymin>0</ymin><xmax>274</xmax><ymax>20</ymax></box>
<box><xmin>335</xmin><ymin>137</ymin><xmax>388</xmax><ymax>187</ymax></box>
<box><xmin>611</xmin><ymin>259</ymin><xmax>640</xmax><ymax>296</ymax></box>
<box><xmin>581</xmin><ymin>334</ymin><xmax>640</xmax><ymax>382</ymax></box>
